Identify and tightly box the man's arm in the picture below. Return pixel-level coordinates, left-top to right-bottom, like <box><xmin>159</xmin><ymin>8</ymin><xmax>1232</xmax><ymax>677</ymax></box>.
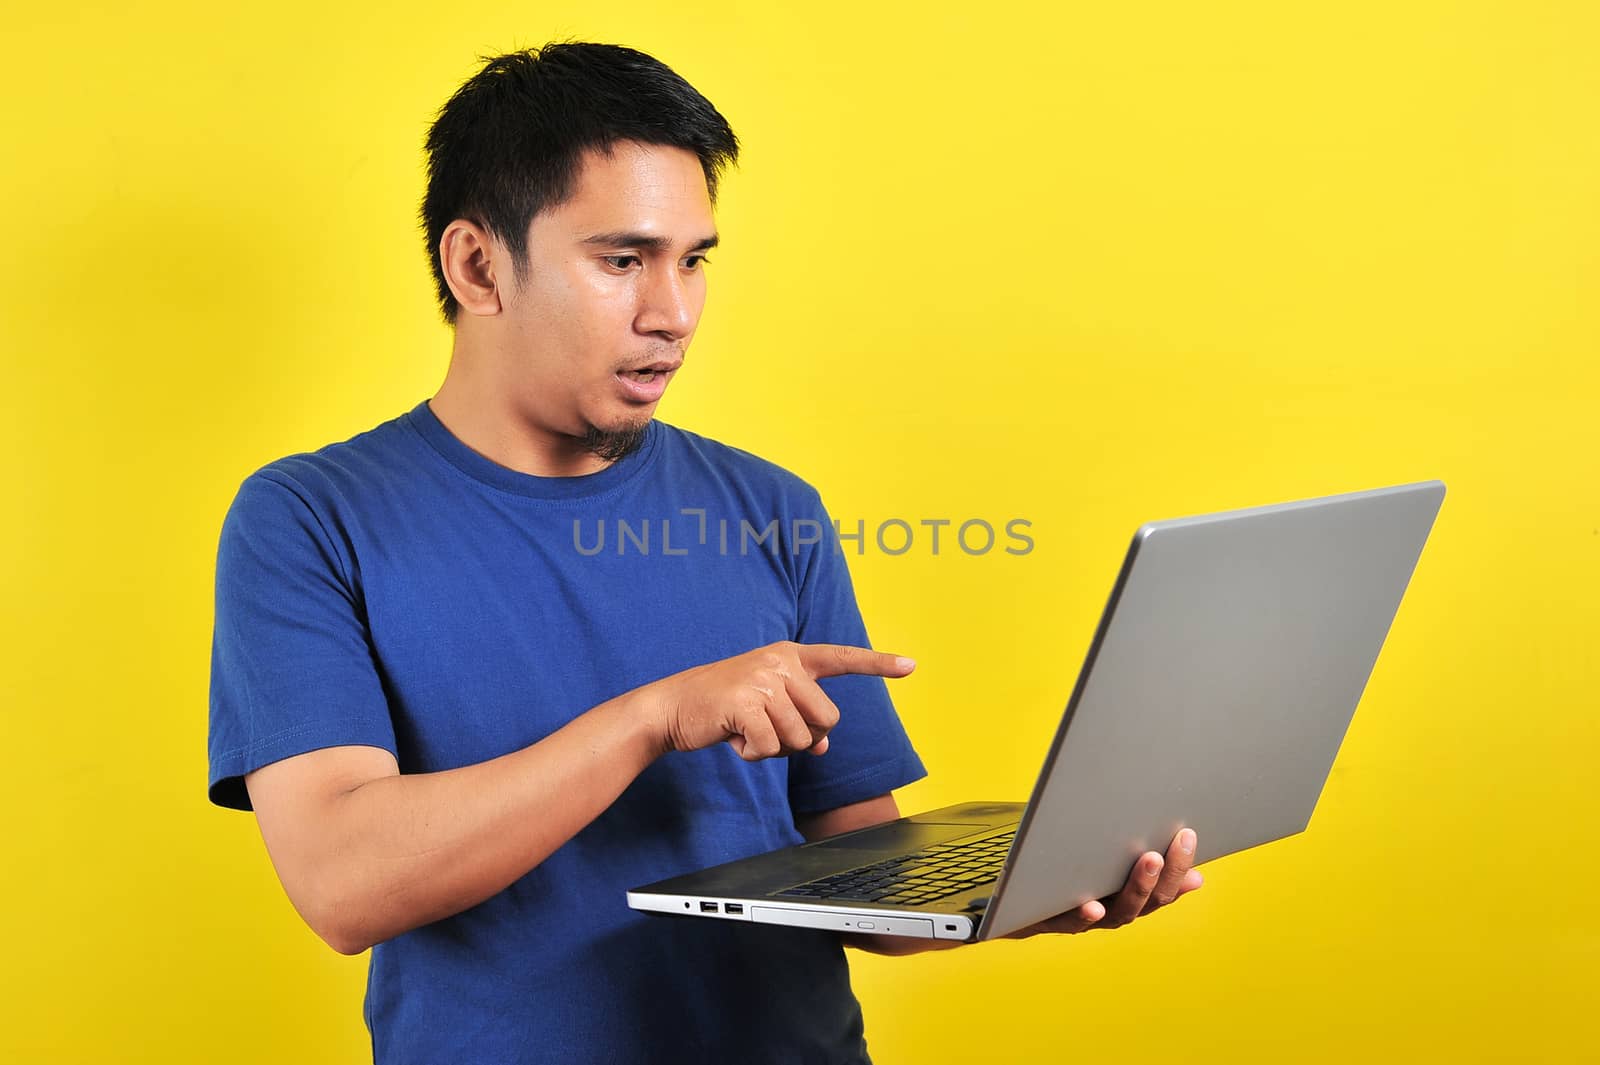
<box><xmin>243</xmin><ymin>640</ymin><xmax>914</xmax><ymax>956</ymax></box>
<box><xmin>246</xmin><ymin>690</ymin><xmax>659</xmax><ymax>956</ymax></box>
<box><xmin>792</xmin><ymin>792</ymin><xmax>902</xmax><ymax>841</ymax></box>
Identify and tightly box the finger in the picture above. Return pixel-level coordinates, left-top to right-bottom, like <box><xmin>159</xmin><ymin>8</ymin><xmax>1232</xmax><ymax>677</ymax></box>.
<box><xmin>761</xmin><ymin>683</ymin><xmax>817</xmax><ymax>753</ymax></box>
<box><xmin>1103</xmin><ymin>851</ymin><xmax>1163</xmax><ymax>927</ymax></box>
<box><xmin>1142</xmin><ymin>868</ymin><xmax>1205</xmax><ymax>916</ymax></box>
<box><xmin>1149</xmin><ymin>828</ymin><xmax>1196</xmax><ymax>907</ymax></box>
<box><xmin>1046</xmin><ymin>899</ymin><xmax>1107</xmax><ymax>934</ymax></box>
<box><xmin>795</xmin><ymin>643</ymin><xmax>916</xmax><ymax>680</ymax></box>
<box><xmin>1003</xmin><ymin>899</ymin><xmax>1106</xmax><ymax>938</ymax></box>
<box><xmin>730</xmin><ymin>702</ymin><xmax>782</xmax><ymax>761</ymax></box>
<box><xmin>785</xmin><ymin>671</ymin><xmax>842</xmax><ymax>748</ymax></box>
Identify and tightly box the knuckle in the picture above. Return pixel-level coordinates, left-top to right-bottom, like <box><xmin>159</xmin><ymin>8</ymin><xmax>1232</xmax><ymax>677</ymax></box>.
<box><xmin>778</xmin><ymin>718</ymin><xmax>811</xmax><ymax>749</ymax></box>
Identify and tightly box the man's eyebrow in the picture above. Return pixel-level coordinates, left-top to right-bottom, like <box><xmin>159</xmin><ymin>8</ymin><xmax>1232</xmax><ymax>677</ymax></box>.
<box><xmin>579</xmin><ymin>231</ymin><xmax>720</xmax><ymax>253</ymax></box>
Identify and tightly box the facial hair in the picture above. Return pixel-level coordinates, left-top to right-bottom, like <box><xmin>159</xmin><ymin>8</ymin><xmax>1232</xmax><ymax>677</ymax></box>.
<box><xmin>580</xmin><ymin>419</ymin><xmax>650</xmax><ymax>463</ymax></box>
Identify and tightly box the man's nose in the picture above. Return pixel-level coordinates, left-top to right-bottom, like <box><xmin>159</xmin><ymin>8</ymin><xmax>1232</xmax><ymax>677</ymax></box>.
<box><xmin>637</xmin><ymin>265</ymin><xmax>696</xmax><ymax>339</ymax></box>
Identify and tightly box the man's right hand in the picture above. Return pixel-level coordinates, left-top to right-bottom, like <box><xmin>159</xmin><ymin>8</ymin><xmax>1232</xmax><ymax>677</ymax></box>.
<box><xmin>244</xmin><ymin>641</ymin><xmax>915</xmax><ymax>954</ymax></box>
<box><xmin>639</xmin><ymin>641</ymin><xmax>917</xmax><ymax>762</ymax></box>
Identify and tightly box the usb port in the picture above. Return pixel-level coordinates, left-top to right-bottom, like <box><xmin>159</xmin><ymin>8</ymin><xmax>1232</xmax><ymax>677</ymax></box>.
<box><xmin>725</xmin><ymin>903</ymin><xmax>744</xmax><ymax>915</ymax></box>
<box><xmin>700</xmin><ymin>901</ymin><xmax>718</xmax><ymax>913</ymax></box>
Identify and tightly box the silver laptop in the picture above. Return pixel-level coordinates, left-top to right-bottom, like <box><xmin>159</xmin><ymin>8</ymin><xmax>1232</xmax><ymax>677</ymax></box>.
<box><xmin>627</xmin><ymin>480</ymin><xmax>1446</xmax><ymax>941</ymax></box>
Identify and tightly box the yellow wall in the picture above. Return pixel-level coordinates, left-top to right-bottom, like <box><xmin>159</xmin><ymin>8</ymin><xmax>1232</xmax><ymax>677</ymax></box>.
<box><xmin>4</xmin><ymin>2</ymin><xmax>1595</xmax><ymax>1061</ymax></box>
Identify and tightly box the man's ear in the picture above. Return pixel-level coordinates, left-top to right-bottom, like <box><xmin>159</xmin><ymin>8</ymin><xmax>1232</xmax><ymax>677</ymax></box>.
<box><xmin>441</xmin><ymin>219</ymin><xmax>505</xmax><ymax>318</ymax></box>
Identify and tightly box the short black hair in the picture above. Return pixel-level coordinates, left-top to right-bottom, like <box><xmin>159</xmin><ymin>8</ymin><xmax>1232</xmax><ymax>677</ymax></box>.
<box><xmin>419</xmin><ymin>41</ymin><xmax>741</xmax><ymax>327</ymax></box>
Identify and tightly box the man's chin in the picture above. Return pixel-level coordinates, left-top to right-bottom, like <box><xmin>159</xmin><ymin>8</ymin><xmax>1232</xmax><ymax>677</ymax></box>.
<box><xmin>580</xmin><ymin>417</ymin><xmax>651</xmax><ymax>463</ymax></box>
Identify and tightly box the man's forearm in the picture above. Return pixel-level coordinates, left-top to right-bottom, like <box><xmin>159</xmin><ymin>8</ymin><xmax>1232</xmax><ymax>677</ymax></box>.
<box><xmin>840</xmin><ymin>932</ymin><xmax>966</xmax><ymax>957</ymax></box>
<box><xmin>310</xmin><ymin>690</ymin><xmax>663</xmax><ymax>954</ymax></box>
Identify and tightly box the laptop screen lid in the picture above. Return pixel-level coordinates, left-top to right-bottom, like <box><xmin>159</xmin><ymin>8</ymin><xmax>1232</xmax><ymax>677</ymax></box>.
<box><xmin>976</xmin><ymin>480</ymin><xmax>1445</xmax><ymax>939</ymax></box>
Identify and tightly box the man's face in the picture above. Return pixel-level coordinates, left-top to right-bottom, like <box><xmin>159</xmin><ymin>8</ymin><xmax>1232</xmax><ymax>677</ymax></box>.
<box><xmin>494</xmin><ymin>140</ymin><xmax>717</xmax><ymax>460</ymax></box>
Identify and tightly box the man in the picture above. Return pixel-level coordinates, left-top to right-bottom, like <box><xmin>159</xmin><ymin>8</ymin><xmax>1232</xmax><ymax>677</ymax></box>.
<box><xmin>207</xmin><ymin>41</ymin><xmax>1201</xmax><ymax>1064</ymax></box>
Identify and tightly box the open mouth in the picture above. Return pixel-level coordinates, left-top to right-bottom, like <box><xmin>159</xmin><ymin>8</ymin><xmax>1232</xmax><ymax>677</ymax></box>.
<box><xmin>615</xmin><ymin>367</ymin><xmax>676</xmax><ymax>403</ymax></box>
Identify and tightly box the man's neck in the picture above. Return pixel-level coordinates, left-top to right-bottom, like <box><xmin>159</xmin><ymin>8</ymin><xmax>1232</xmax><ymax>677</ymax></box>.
<box><xmin>428</xmin><ymin>374</ymin><xmax>615</xmax><ymax>479</ymax></box>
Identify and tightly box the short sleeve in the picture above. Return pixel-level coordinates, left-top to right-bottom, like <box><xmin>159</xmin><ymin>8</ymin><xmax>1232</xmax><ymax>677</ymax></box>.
<box><xmin>786</xmin><ymin>488</ymin><xmax>927</xmax><ymax>815</ymax></box>
<box><xmin>207</xmin><ymin>470</ymin><xmax>398</xmax><ymax>811</ymax></box>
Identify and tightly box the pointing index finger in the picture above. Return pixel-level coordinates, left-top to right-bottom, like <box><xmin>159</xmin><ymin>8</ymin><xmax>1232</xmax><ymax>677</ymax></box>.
<box><xmin>795</xmin><ymin>643</ymin><xmax>916</xmax><ymax>680</ymax></box>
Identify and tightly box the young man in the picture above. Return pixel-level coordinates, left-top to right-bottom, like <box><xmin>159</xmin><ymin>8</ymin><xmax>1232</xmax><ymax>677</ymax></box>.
<box><xmin>207</xmin><ymin>42</ymin><xmax>1201</xmax><ymax>1064</ymax></box>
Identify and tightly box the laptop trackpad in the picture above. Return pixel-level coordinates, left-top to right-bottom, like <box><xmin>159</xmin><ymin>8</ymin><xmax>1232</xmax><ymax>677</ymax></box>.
<box><xmin>810</xmin><ymin>821</ymin><xmax>977</xmax><ymax>852</ymax></box>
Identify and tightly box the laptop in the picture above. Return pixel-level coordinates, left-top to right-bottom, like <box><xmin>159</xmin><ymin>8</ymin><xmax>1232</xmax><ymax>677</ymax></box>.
<box><xmin>627</xmin><ymin>480</ymin><xmax>1446</xmax><ymax>942</ymax></box>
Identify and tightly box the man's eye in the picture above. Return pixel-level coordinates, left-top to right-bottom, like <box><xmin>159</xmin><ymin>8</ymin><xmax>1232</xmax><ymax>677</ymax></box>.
<box><xmin>602</xmin><ymin>254</ymin><xmax>711</xmax><ymax>271</ymax></box>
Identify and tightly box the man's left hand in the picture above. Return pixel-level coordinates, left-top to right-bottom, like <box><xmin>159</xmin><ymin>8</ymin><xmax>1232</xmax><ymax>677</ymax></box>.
<box><xmin>1004</xmin><ymin>828</ymin><xmax>1203</xmax><ymax>938</ymax></box>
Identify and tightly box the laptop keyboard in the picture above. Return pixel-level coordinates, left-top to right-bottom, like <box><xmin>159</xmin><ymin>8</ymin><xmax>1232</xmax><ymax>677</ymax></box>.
<box><xmin>774</xmin><ymin>828</ymin><xmax>1015</xmax><ymax>906</ymax></box>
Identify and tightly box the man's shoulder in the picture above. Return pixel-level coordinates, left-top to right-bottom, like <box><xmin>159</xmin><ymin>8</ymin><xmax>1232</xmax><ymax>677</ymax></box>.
<box><xmin>229</xmin><ymin>406</ymin><xmax>420</xmax><ymax>518</ymax></box>
<box><xmin>654</xmin><ymin>421</ymin><xmax>823</xmax><ymax>507</ymax></box>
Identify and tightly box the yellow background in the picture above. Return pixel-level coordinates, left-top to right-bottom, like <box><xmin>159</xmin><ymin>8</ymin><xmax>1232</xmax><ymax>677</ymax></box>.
<box><xmin>3</xmin><ymin>1</ymin><xmax>1596</xmax><ymax>1061</ymax></box>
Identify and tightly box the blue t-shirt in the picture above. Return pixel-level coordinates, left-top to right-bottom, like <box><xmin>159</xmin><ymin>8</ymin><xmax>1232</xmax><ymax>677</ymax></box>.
<box><xmin>207</xmin><ymin>400</ymin><xmax>927</xmax><ymax>1065</ymax></box>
